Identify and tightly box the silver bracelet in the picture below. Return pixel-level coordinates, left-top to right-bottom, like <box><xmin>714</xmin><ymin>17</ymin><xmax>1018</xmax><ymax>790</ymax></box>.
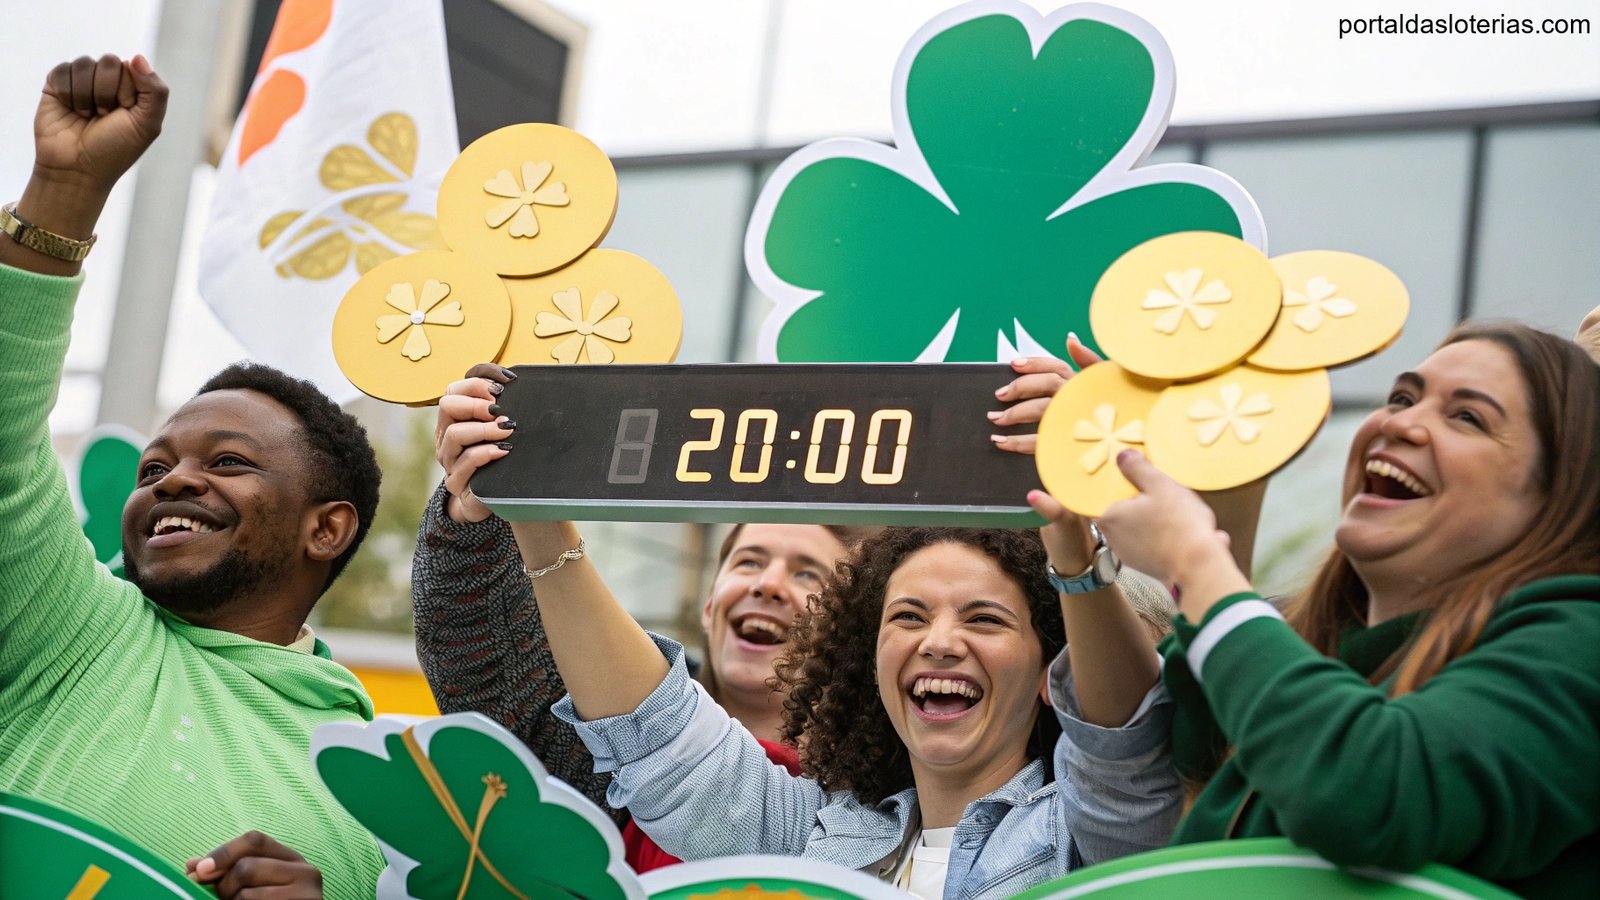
<box><xmin>524</xmin><ymin>538</ymin><xmax>586</xmax><ymax>579</ymax></box>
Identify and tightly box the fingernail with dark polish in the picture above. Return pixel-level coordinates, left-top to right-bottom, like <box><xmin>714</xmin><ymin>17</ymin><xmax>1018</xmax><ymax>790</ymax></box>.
<box><xmin>496</xmin><ymin>441</ymin><xmax>515</xmax><ymax>451</ymax></box>
<box><xmin>487</xmin><ymin>382</ymin><xmax>504</xmax><ymax>396</ymax></box>
<box><xmin>498</xmin><ymin>418</ymin><xmax>518</xmax><ymax>430</ymax></box>
<box><xmin>488</xmin><ymin>404</ymin><xmax>503</xmax><ymax>417</ymax></box>
<box><xmin>499</xmin><ymin>366</ymin><xmax>518</xmax><ymax>381</ymax></box>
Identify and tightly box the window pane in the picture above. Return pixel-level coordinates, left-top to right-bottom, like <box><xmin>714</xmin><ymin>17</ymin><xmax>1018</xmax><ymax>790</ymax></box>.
<box><xmin>610</xmin><ymin>164</ymin><xmax>754</xmax><ymax>363</ymax></box>
<box><xmin>1205</xmin><ymin>132</ymin><xmax>1475</xmax><ymax>405</ymax></box>
<box><xmin>1470</xmin><ymin>123</ymin><xmax>1600</xmax><ymax>333</ymax></box>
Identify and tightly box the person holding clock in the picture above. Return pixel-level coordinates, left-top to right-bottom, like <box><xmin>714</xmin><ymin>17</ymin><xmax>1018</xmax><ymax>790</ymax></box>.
<box><xmin>1055</xmin><ymin>322</ymin><xmax>1600</xmax><ymax>897</ymax></box>
<box><xmin>413</xmin><ymin>386</ymin><xmax>873</xmax><ymax>870</ymax></box>
<box><xmin>415</xmin><ymin>355</ymin><xmax>1182</xmax><ymax>897</ymax></box>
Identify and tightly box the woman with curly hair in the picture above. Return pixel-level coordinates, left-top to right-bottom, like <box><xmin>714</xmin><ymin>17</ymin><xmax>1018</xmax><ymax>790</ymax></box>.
<box><xmin>465</xmin><ymin>502</ymin><xmax>1177</xmax><ymax>898</ymax></box>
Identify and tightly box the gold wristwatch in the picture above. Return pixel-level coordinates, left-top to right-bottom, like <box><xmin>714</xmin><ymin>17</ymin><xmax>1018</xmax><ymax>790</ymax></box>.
<box><xmin>0</xmin><ymin>202</ymin><xmax>96</xmax><ymax>262</ymax></box>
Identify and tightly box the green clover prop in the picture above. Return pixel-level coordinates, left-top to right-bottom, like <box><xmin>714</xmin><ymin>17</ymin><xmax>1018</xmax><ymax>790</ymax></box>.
<box><xmin>313</xmin><ymin>713</ymin><xmax>643</xmax><ymax>900</ymax></box>
<box><xmin>0</xmin><ymin>792</ymin><xmax>210</xmax><ymax>899</ymax></box>
<box><xmin>746</xmin><ymin>0</ymin><xmax>1265</xmax><ymax>363</ymax></box>
<box><xmin>1007</xmin><ymin>837</ymin><xmax>1518</xmax><ymax>899</ymax></box>
<box><xmin>68</xmin><ymin>426</ymin><xmax>145</xmax><ymax>579</ymax></box>
<box><xmin>639</xmin><ymin>855</ymin><xmax>909</xmax><ymax>900</ymax></box>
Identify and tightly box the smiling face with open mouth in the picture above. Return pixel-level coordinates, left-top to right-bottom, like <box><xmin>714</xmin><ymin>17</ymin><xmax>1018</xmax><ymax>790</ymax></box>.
<box><xmin>876</xmin><ymin>541</ymin><xmax>1046</xmax><ymax>790</ymax></box>
<box><xmin>701</xmin><ymin>524</ymin><xmax>849</xmax><ymax>705</ymax></box>
<box><xmin>120</xmin><ymin>389</ymin><xmax>315</xmax><ymax>620</ymax></box>
<box><xmin>1336</xmin><ymin>339</ymin><xmax>1545</xmax><ymax>595</ymax></box>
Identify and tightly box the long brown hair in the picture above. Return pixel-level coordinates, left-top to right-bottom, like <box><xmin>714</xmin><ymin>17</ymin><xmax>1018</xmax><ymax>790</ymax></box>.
<box><xmin>1285</xmin><ymin>322</ymin><xmax>1600</xmax><ymax>694</ymax></box>
<box><xmin>696</xmin><ymin>523</ymin><xmax>878</xmax><ymax>705</ymax></box>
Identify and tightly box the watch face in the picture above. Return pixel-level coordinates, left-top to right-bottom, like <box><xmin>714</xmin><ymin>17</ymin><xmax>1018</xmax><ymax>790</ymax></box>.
<box><xmin>1093</xmin><ymin>547</ymin><xmax>1121</xmax><ymax>585</ymax></box>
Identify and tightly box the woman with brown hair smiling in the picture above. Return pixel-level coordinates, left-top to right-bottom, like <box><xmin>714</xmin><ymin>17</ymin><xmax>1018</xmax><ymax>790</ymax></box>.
<box><xmin>1075</xmin><ymin>322</ymin><xmax>1600</xmax><ymax>897</ymax></box>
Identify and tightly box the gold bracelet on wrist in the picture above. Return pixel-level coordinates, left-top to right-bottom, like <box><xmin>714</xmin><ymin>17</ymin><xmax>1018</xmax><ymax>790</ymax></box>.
<box><xmin>0</xmin><ymin>201</ymin><xmax>97</xmax><ymax>262</ymax></box>
<box><xmin>525</xmin><ymin>538</ymin><xmax>586</xmax><ymax>579</ymax></box>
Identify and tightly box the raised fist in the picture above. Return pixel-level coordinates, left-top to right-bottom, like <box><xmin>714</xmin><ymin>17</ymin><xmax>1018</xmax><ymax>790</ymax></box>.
<box><xmin>32</xmin><ymin>53</ymin><xmax>168</xmax><ymax>195</ymax></box>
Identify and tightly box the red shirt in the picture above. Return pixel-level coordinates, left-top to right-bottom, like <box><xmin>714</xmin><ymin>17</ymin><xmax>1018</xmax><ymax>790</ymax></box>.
<box><xmin>621</xmin><ymin>739</ymin><xmax>801</xmax><ymax>873</ymax></box>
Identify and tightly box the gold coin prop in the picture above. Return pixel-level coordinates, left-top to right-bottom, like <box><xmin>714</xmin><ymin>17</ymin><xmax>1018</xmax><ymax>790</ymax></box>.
<box><xmin>499</xmin><ymin>249</ymin><xmax>684</xmax><ymax>366</ymax></box>
<box><xmin>1144</xmin><ymin>365</ymin><xmax>1331</xmax><ymax>492</ymax></box>
<box><xmin>1035</xmin><ymin>362</ymin><xmax>1168</xmax><ymax>517</ymax></box>
<box><xmin>1248</xmin><ymin>250</ymin><xmax>1409</xmax><ymax>371</ymax></box>
<box><xmin>332</xmin><ymin>249</ymin><xmax>512</xmax><ymax>404</ymax></box>
<box><xmin>437</xmin><ymin>123</ymin><xmax>618</xmax><ymax>277</ymax></box>
<box><xmin>1091</xmin><ymin>232</ymin><xmax>1281</xmax><ymax>382</ymax></box>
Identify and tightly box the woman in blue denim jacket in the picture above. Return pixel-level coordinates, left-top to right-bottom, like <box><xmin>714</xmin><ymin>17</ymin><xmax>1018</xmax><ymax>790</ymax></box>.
<box><xmin>489</xmin><ymin>508</ymin><xmax>1181</xmax><ymax>899</ymax></box>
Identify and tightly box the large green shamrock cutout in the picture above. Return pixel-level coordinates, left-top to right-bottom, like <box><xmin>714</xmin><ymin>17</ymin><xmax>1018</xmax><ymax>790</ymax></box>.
<box><xmin>68</xmin><ymin>425</ymin><xmax>145</xmax><ymax>579</ymax></box>
<box><xmin>746</xmin><ymin>0</ymin><xmax>1265</xmax><ymax>363</ymax></box>
<box><xmin>314</xmin><ymin>714</ymin><xmax>642</xmax><ymax>900</ymax></box>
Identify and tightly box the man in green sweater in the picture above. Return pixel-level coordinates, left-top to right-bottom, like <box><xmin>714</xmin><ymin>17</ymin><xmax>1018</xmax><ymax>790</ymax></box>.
<box><xmin>1</xmin><ymin>54</ymin><xmax>384</xmax><ymax>898</ymax></box>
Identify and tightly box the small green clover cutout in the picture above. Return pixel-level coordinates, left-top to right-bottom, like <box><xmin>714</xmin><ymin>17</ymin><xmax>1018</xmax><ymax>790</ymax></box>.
<box><xmin>746</xmin><ymin>0</ymin><xmax>1266</xmax><ymax>363</ymax></box>
<box><xmin>314</xmin><ymin>714</ymin><xmax>643</xmax><ymax>900</ymax></box>
<box><xmin>69</xmin><ymin>426</ymin><xmax>145</xmax><ymax>579</ymax></box>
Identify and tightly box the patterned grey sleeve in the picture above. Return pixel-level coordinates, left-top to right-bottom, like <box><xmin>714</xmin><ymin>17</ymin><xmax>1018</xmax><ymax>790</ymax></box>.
<box><xmin>410</xmin><ymin>481</ymin><xmax>621</xmax><ymax>823</ymax></box>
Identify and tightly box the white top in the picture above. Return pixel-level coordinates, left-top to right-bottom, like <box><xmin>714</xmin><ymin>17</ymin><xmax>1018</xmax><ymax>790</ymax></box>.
<box><xmin>896</xmin><ymin>826</ymin><xmax>955</xmax><ymax>900</ymax></box>
<box><xmin>286</xmin><ymin>624</ymin><xmax>317</xmax><ymax>654</ymax></box>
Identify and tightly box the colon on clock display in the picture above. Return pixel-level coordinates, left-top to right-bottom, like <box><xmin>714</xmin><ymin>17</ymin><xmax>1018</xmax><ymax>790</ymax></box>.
<box><xmin>472</xmin><ymin>364</ymin><xmax>1044</xmax><ymax>526</ymax></box>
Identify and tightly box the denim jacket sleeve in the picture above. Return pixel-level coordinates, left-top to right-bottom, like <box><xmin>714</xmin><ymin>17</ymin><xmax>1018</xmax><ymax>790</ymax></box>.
<box><xmin>1050</xmin><ymin>648</ymin><xmax>1182</xmax><ymax>868</ymax></box>
<box><xmin>554</xmin><ymin>634</ymin><xmax>826</xmax><ymax>860</ymax></box>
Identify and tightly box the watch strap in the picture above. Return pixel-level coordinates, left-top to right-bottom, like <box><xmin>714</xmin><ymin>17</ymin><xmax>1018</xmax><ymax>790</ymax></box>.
<box><xmin>1049</xmin><ymin>561</ymin><xmax>1110</xmax><ymax>595</ymax></box>
<box><xmin>0</xmin><ymin>202</ymin><xmax>96</xmax><ymax>262</ymax></box>
<box><xmin>1048</xmin><ymin>526</ymin><xmax>1121</xmax><ymax>595</ymax></box>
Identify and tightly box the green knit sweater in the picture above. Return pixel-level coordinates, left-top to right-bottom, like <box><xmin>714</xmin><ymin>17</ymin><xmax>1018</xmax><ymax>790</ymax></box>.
<box><xmin>0</xmin><ymin>263</ymin><xmax>384</xmax><ymax>899</ymax></box>
<box><xmin>1161</xmin><ymin>577</ymin><xmax>1600</xmax><ymax>898</ymax></box>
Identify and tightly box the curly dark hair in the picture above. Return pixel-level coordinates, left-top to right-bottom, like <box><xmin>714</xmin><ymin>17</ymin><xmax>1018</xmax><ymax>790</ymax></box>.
<box><xmin>775</xmin><ymin>527</ymin><xmax>1065</xmax><ymax>803</ymax></box>
<box><xmin>196</xmin><ymin>362</ymin><xmax>381</xmax><ymax>593</ymax></box>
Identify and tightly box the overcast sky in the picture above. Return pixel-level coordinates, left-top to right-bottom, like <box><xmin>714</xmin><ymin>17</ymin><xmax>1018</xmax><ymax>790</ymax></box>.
<box><xmin>2</xmin><ymin>0</ymin><xmax>1597</xmax><ymax>429</ymax></box>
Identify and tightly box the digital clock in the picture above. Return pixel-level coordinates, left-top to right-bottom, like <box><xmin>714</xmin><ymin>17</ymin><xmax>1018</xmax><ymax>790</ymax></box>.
<box><xmin>471</xmin><ymin>364</ymin><xmax>1045</xmax><ymax>526</ymax></box>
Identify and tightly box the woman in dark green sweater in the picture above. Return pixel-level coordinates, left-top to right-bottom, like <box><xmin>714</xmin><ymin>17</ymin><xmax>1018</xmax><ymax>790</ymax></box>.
<box><xmin>1070</xmin><ymin>322</ymin><xmax>1600</xmax><ymax>897</ymax></box>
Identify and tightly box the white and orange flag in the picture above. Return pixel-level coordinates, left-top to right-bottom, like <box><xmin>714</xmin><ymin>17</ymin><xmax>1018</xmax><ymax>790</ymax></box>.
<box><xmin>199</xmin><ymin>0</ymin><xmax>459</xmax><ymax>402</ymax></box>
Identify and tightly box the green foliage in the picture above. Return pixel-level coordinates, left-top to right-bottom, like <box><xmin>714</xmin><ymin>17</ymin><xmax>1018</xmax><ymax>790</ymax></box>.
<box><xmin>315</xmin><ymin>406</ymin><xmax>438</xmax><ymax>632</ymax></box>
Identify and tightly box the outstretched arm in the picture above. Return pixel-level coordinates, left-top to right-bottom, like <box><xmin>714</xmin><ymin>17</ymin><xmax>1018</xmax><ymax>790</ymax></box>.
<box><xmin>414</xmin><ymin>366</ymin><xmax>617</xmax><ymax>816</ymax></box>
<box><xmin>507</xmin><ymin>518</ymin><xmax>670</xmax><ymax>721</ymax></box>
<box><xmin>1029</xmin><ymin>493</ymin><xmax>1160</xmax><ymax>728</ymax></box>
<box><xmin>435</xmin><ymin>366</ymin><xmax>670</xmax><ymax>721</ymax></box>
<box><xmin>992</xmin><ymin>337</ymin><xmax>1265</xmax><ymax>576</ymax></box>
<box><xmin>1097</xmin><ymin>451</ymin><xmax>1253</xmax><ymax>624</ymax></box>
<box><xmin>1</xmin><ymin>55</ymin><xmax>166</xmax><ymax>690</ymax></box>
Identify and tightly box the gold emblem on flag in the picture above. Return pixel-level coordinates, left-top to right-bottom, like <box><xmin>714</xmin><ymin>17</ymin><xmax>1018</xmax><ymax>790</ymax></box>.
<box><xmin>259</xmin><ymin>112</ymin><xmax>441</xmax><ymax>280</ymax></box>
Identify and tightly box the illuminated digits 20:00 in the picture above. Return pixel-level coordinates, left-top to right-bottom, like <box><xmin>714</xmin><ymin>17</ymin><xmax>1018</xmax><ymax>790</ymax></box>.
<box><xmin>669</xmin><ymin>407</ymin><xmax>914</xmax><ymax>486</ymax></box>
